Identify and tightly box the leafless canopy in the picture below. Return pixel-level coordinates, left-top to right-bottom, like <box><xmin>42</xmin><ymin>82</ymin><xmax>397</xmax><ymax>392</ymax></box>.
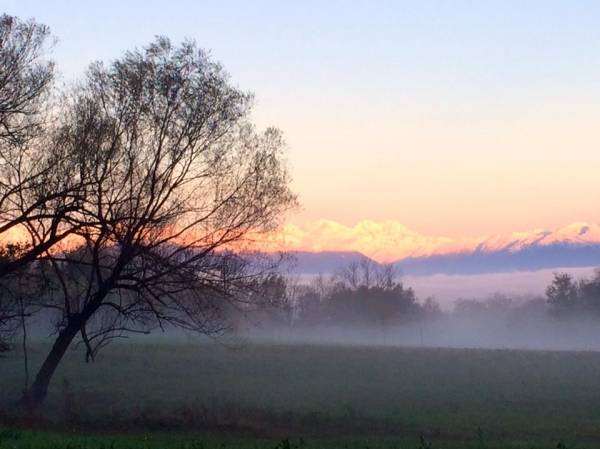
<box><xmin>0</xmin><ymin>14</ymin><xmax>53</xmax><ymax>144</ymax></box>
<box><xmin>0</xmin><ymin>14</ymin><xmax>83</xmax><ymax>281</ymax></box>
<box><xmin>0</xmin><ymin>14</ymin><xmax>60</xmax><ymax>350</ymax></box>
<box><xmin>24</xmin><ymin>37</ymin><xmax>296</xmax><ymax>405</ymax></box>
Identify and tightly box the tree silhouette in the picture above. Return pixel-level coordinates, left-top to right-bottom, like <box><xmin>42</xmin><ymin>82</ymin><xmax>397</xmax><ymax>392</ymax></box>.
<box><xmin>21</xmin><ymin>37</ymin><xmax>296</xmax><ymax>407</ymax></box>
<box><xmin>546</xmin><ymin>273</ymin><xmax>579</xmax><ymax>314</ymax></box>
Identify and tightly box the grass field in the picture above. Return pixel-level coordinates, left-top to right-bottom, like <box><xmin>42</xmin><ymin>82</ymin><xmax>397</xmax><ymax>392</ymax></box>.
<box><xmin>3</xmin><ymin>340</ymin><xmax>600</xmax><ymax>448</ymax></box>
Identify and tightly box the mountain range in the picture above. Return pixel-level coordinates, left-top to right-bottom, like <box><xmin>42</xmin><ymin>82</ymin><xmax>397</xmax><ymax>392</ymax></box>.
<box><xmin>278</xmin><ymin>221</ymin><xmax>600</xmax><ymax>275</ymax></box>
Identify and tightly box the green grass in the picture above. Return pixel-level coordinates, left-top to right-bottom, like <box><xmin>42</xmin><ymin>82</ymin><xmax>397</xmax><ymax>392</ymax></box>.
<box><xmin>1</xmin><ymin>429</ymin><xmax>598</xmax><ymax>449</ymax></box>
<box><xmin>3</xmin><ymin>340</ymin><xmax>600</xmax><ymax>447</ymax></box>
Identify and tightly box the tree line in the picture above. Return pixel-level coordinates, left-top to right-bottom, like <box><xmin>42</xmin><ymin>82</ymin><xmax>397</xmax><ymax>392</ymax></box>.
<box><xmin>242</xmin><ymin>264</ymin><xmax>600</xmax><ymax>332</ymax></box>
<box><xmin>239</xmin><ymin>259</ymin><xmax>440</xmax><ymax>331</ymax></box>
<box><xmin>545</xmin><ymin>270</ymin><xmax>600</xmax><ymax>315</ymax></box>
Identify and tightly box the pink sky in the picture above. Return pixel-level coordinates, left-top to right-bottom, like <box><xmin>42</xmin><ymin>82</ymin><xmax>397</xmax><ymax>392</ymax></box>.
<box><xmin>257</xmin><ymin>97</ymin><xmax>600</xmax><ymax>240</ymax></box>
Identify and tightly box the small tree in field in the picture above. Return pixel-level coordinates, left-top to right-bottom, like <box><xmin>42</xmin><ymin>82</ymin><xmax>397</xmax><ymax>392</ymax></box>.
<box><xmin>546</xmin><ymin>273</ymin><xmax>579</xmax><ymax>314</ymax></box>
<box><xmin>21</xmin><ymin>38</ymin><xmax>296</xmax><ymax>407</ymax></box>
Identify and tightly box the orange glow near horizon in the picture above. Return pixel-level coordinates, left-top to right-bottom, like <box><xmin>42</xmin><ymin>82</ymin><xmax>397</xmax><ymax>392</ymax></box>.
<box><xmin>5</xmin><ymin>219</ymin><xmax>600</xmax><ymax>264</ymax></box>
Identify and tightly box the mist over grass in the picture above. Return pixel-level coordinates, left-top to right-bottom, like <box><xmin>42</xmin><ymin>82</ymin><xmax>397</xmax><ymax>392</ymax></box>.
<box><xmin>244</xmin><ymin>312</ymin><xmax>600</xmax><ymax>352</ymax></box>
<box><xmin>6</xmin><ymin>252</ymin><xmax>600</xmax><ymax>447</ymax></box>
<box><xmin>5</xmin><ymin>267</ymin><xmax>600</xmax><ymax>447</ymax></box>
<box><xmin>19</xmin><ymin>266</ymin><xmax>600</xmax><ymax>353</ymax></box>
<box><xmin>5</xmin><ymin>340</ymin><xmax>600</xmax><ymax>444</ymax></box>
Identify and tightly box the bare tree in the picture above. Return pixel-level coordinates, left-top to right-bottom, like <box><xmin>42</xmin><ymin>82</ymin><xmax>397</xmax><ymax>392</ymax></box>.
<box><xmin>0</xmin><ymin>15</ymin><xmax>84</xmax><ymax>280</ymax></box>
<box><xmin>23</xmin><ymin>38</ymin><xmax>296</xmax><ymax>406</ymax></box>
<box><xmin>0</xmin><ymin>246</ymin><xmax>20</xmax><ymax>352</ymax></box>
<box><xmin>0</xmin><ymin>242</ymin><xmax>48</xmax><ymax>355</ymax></box>
<box><xmin>0</xmin><ymin>14</ymin><xmax>61</xmax><ymax>351</ymax></box>
<box><xmin>0</xmin><ymin>14</ymin><xmax>53</xmax><ymax>143</ymax></box>
<box><xmin>253</xmin><ymin>274</ymin><xmax>297</xmax><ymax>327</ymax></box>
<box><xmin>336</xmin><ymin>258</ymin><xmax>399</xmax><ymax>290</ymax></box>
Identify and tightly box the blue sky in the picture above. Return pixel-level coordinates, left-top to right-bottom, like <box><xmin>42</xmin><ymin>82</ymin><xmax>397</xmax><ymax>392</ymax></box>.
<box><xmin>5</xmin><ymin>1</ymin><xmax>600</xmax><ymax>238</ymax></box>
<box><xmin>7</xmin><ymin>1</ymin><xmax>600</xmax><ymax>93</ymax></box>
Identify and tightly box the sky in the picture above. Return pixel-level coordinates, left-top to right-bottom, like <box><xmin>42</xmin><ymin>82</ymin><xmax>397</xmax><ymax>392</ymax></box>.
<box><xmin>5</xmin><ymin>0</ymin><xmax>600</xmax><ymax>242</ymax></box>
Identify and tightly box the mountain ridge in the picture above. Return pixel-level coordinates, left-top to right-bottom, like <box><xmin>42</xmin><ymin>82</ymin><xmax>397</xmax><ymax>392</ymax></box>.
<box><xmin>270</xmin><ymin>220</ymin><xmax>600</xmax><ymax>262</ymax></box>
<box><xmin>280</xmin><ymin>222</ymin><xmax>600</xmax><ymax>275</ymax></box>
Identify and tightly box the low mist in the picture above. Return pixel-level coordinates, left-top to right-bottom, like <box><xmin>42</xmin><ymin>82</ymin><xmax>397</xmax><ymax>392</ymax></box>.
<box><xmin>243</xmin><ymin>308</ymin><xmax>600</xmax><ymax>352</ymax></box>
<box><xmin>405</xmin><ymin>266</ymin><xmax>599</xmax><ymax>309</ymax></box>
<box><xmin>233</xmin><ymin>262</ymin><xmax>600</xmax><ymax>352</ymax></box>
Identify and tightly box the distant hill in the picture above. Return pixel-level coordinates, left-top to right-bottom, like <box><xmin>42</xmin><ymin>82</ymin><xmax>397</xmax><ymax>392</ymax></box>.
<box><xmin>396</xmin><ymin>243</ymin><xmax>600</xmax><ymax>275</ymax></box>
<box><xmin>283</xmin><ymin>251</ymin><xmax>380</xmax><ymax>274</ymax></box>
<box><xmin>394</xmin><ymin>222</ymin><xmax>600</xmax><ymax>275</ymax></box>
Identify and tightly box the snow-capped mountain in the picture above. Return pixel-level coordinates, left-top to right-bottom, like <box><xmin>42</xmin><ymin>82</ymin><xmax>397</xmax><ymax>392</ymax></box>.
<box><xmin>473</xmin><ymin>223</ymin><xmax>600</xmax><ymax>253</ymax></box>
<box><xmin>279</xmin><ymin>221</ymin><xmax>600</xmax><ymax>275</ymax></box>
<box><xmin>397</xmin><ymin>223</ymin><xmax>600</xmax><ymax>275</ymax></box>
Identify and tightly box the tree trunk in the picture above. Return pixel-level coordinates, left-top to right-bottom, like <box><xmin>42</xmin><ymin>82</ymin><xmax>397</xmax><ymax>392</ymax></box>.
<box><xmin>23</xmin><ymin>315</ymin><xmax>85</xmax><ymax>408</ymax></box>
<box><xmin>23</xmin><ymin>278</ymin><xmax>116</xmax><ymax>408</ymax></box>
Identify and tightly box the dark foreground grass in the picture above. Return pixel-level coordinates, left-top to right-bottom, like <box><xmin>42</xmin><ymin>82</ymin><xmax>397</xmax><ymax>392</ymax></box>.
<box><xmin>3</xmin><ymin>340</ymin><xmax>600</xmax><ymax>446</ymax></box>
<box><xmin>1</xmin><ymin>428</ymin><xmax>598</xmax><ymax>449</ymax></box>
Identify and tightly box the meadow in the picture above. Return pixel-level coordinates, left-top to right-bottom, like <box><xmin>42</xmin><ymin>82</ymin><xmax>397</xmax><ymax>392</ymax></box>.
<box><xmin>3</xmin><ymin>340</ymin><xmax>600</xmax><ymax>448</ymax></box>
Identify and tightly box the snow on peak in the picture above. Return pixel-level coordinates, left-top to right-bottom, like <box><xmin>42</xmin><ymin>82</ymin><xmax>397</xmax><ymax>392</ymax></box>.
<box><xmin>258</xmin><ymin>220</ymin><xmax>600</xmax><ymax>263</ymax></box>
